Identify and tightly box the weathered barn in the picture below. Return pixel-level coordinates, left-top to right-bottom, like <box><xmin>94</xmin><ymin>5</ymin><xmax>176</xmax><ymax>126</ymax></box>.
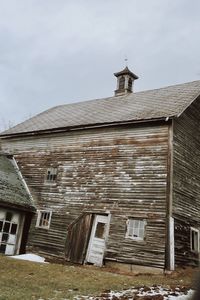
<box><xmin>0</xmin><ymin>153</ymin><xmax>35</xmax><ymax>255</ymax></box>
<box><xmin>0</xmin><ymin>67</ymin><xmax>199</xmax><ymax>272</ymax></box>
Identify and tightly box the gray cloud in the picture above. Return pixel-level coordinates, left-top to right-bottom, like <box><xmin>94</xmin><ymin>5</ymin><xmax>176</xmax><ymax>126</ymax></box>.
<box><xmin>0</xmin><ymin>0</ymin><xmax>200</xmax><ymax>130</ymax></box>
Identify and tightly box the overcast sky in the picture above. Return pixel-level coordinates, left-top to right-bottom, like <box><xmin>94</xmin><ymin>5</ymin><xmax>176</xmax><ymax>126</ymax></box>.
<box><xmin>0</xmin><ymin>0</ymin><xmax>200</xmax><ymax>131</ymax></box>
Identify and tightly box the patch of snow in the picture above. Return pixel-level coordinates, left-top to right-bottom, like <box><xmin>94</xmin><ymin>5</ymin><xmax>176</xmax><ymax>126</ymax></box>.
<box><xmin>10</xmin><ymin>253</ymin><xmax>47</xmax><ymax>263</ymax></box>
<box><xmin>74</xmin><ymin>286</ymin><xmax>194</xmax><ymax>300</ymax></box>
<box><xmin>167</xmin><ymin>289</ymin><xmax>194</xmax><ymax>299</ymax></box>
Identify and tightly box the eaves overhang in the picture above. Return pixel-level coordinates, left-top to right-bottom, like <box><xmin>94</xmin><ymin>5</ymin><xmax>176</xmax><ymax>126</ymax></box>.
<box><xmin>0</xmin><ymin>116</ymin><xmax>174</xmax><ymax>139</ymax></box>
<box><xmin>0</xmin><ymin>199</ymin><xmax>36</xmax><ymax>213</ymax></box>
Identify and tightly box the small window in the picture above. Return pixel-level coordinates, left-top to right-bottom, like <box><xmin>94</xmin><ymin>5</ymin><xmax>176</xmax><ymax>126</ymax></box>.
<box><xmin>36</xmin><ymin>210</ymin><xmax>52</xmax><ymax>229</ymax></box>
<box><xmin>128</xmin><ymin>78</ymin><xmax>132</xmax><ymax>91</ymax></box>
<box><xmin>126</xmin><ymin>219</ymin><xmax>146</xmax><ymax>241</ymax></box>
<box><xmin>46</xmin><ymin>168</ymin><xmax>57</xmax><ymax>183</ymax></box>
<box><xmin>119</xmin><ymin>76</ymin><xmax>125</xmax><ymax>90</ymax></box>
<box><xmin>191</xmin><ymin>227</ymin><xmax>199</xmax><ymax>252</ymax></box>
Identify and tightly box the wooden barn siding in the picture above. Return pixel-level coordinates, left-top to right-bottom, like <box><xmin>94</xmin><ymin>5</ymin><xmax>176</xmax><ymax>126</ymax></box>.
<box><xmin>173</xmin><ymin>98</ymin><xmax>200</xmax><ymax>266</ymax></box>
<box><xmin>1</xmin><ymin>124</ymin><xmax>169</xmax><ymax>268</ymax></box>
<box><xmin>174</xmin><ymin>218</ymin><xmax>199</xmax><ymax>267</ymax></box>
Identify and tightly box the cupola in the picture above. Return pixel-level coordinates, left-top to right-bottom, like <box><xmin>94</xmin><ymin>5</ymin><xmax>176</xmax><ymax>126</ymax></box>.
<box><xmin>114</xmin><ymin>66</ymin><xmax>138</xmax><ymax>96</ymax></box>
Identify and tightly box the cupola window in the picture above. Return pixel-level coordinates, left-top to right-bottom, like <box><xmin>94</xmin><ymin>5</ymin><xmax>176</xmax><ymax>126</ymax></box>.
<box><xmin>114</xmin><ymin>66</ymin><xmax>138</xmax><ymax>96</ymax></box>
<box><xmin>119</xmin><ymin>76</ymin><xmax>125</xmax><ymax>90</ymax></box>
<box><xmin>128</xmin><ymin>78</ymin><xmax>132</xmax><ymax>91</ymax></box>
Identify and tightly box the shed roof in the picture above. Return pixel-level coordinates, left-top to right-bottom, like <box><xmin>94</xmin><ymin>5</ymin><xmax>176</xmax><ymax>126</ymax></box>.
<box><xmin>1</xmin><ymin>80</ymin><xmax>200</xmax><ymax>136</ymax></box>
<box><xmin>0</xmin><ymin>154</ymin><xmax>36</xmax><ymax>212</ymax></box>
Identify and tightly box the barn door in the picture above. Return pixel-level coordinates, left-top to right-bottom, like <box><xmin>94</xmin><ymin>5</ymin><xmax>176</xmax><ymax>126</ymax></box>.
<box><xmin>0</xmin><ymin>209</ymin><xmax>21</xmax><ymax>255</ymax></box>
<box><xmin>65</xmin><ymin>213</ymin><xmax>93</xmax><ymax>264</ymax></box>
<box><xmin>85</xmin><ymin>214</ymin><xmax>109</xmax><ymax>266</ymax></box>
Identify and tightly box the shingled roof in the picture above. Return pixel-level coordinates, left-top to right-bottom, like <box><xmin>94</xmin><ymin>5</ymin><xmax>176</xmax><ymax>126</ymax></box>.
<box><xmin>1</xmin><ymin>80</ymin><xmax>200</xmax><ymax>136</ymax></box>
<box><xmin>0</xmin><ymin>154</ymin><xmax>36</xmax><ymax>212</ymax></box>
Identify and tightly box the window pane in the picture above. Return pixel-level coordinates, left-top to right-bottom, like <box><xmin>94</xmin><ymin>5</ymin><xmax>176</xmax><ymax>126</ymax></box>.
<box><xmin>3</xmin><ymin>222</ymin><xmax>10</xmax><ymax>233</ymax></box>
<box><xmin>129</xmin><ymin>219</ymin><xmax>134</xmax><ymax>228</ymax></box>
<box><xmin>5</xmin><ymin>244</ymin><xmax>15</xmax><ymax>255</ymax></box>
<box><xmin>10</xmin><ymin>224</ymin><xmax>17</xmax><ymax>235</ymax></box>
<box><xmin>139</xmin><ymin>221</ymin><xmax>144</xmax><ymax>229</ymax></box>
<box><xmin>8</xmin><ymin>234</ymin><xmax>16</xmax><ymax>244</ymax></box>
<box><xmin>11</xmin><ymin>214</ymin><xmax>19</xmax><ymax>223</ymax></box>
<box><xmin>2</xmin><ymin>233</ymin><xmax>9</xmax><ymax>242</ymax></box>
<box><xmin>134</xmin><ymin>220</ymin><xmax>139</xmax><ymax>229</ymax></box>
<box><xmin>128</xmin><ymin>226</ymin><xmax>134</xmax><ymax>237</ymax></box>
<box><xmin>43</xmin><ymin>213</ymin><xmax>50</xmax><ymax>226</ymax></box>
<box><xmin>139</xmin><ymin>228</ymin><xmax>144</xmax><ymax>238</ymax></box>
<box><xmin>128</xmin><ymin>78</ymin><xmax>132</xmax><ymax>90</ymax></box>
<box><xmin>95</xmin><ymin>222</ymin><xmax>106</xmax><ymax>238</ymax></box>
<box><xmin>6</xmin><ymin>212</ymin><xmax>13</xmax><ymax>221</ymax></box>
<box><xmin>0</xmin><ymin>244</ymin><xmax>6</xmax><ymax>254</ymax></box>
<box><xmin>119</xmin><ymin>76</ymin><xmax>125</xmax><ymax>89</ymax></box>
<box><xmin>133</xmin><ymin>227</ymin><xmax>139</xmax><ymax>238</ymax></box>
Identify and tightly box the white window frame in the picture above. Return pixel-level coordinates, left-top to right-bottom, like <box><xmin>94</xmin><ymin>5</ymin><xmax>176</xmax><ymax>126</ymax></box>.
<box><xmin>36</xmin><ymin>210</ymin><xmax>52</xmax><ymax>229</ymax></box>
<box><xmin>125</xmin><ymin>219</ymin><xmax>147</xmax><ymax>241</ymax></box>
<box><xmin>190</xmin><ymin>227</ymin><xmax>199</xmax><ymax>252</ymax></box>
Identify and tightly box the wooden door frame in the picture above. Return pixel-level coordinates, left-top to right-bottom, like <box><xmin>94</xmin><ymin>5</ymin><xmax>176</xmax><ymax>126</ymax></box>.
<box><xmin>85</xmin><ymin>213</ymin><xmax>111</xmax><ymax>266</ymax></box>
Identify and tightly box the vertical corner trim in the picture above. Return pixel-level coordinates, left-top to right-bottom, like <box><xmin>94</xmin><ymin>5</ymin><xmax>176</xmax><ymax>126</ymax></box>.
<box><xmin>166</xmin><ymin>121</ymin><xmax>175</xmax><ymax>270</ymax></box>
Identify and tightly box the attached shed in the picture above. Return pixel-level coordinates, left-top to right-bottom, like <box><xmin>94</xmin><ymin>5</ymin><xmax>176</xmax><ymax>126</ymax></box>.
<box><xmin>0</xmin><ymin>153</ymin><xmax>36</xmax><ymax>255</ymax></box>
<box><xmin>0</xmin><ymin>68</ymin><xmax>199</xmax><ymax>271</ymax></box>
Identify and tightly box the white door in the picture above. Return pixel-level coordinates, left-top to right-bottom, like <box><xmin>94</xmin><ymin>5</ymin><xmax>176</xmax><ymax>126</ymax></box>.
<box><xmin>0</xmin><ymin>209</ymin><xmax>21</xmax><ymax>255</ymax></box>
<box><xmin>86</xmin><ymin>214</ymin><xmax>109</xmax><ymax>266</ymax></box>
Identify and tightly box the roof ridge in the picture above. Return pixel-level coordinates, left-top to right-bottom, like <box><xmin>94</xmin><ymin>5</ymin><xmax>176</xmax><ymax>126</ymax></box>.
<box><xmin>57</xmin><ymin>79</ymin><xmax>200</xmax><ymax>108</ymax></box>
<box><xmin>133</xmin><ymin>79</ymin><xmax>200</xmax><ymax>95</ymax></box>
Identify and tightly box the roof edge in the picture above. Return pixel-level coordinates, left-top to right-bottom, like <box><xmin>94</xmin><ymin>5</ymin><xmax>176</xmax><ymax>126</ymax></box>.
<box><xmin>0</xmin><ymin>117</ymin><xmax>173</xmax><ymax>139</ymax></box>
<box><xmin>12</xmin><ymin>157</ymin><xmax>36</xmax><ymax>209</ymax></box>
<box><xmin>176</xmin><ymin>93</ymin><xmax>200</xmax><ymax>117</ymax></box>
<box><xmin>0</xmin><ymin>200</ymin><xmax>36</xmax><ymax>213</ymax></box>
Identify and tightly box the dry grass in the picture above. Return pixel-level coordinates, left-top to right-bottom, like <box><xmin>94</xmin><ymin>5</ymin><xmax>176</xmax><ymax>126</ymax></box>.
<box><xmin>0</xmin><ymin>255</ymin><xmax>197</xmax><ymax>300</ymax></box>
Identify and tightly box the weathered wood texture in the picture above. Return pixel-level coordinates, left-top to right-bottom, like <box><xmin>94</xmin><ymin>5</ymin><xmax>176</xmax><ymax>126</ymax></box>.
<box><xmin>1</xmin><ymin>123</ymin><xmax>169</xmax><ymax>268</ymax></box>
<box><xmin>65</xmin><ymin>213</ymin><xmax>93</xmax><ymax>264</ymax></box>
<box><xmin>173</xmin><ymin>97</ymin><xmax>200</xmax><ymax>266</ymax></box>
<box><xmin>174</xmin><ymin>218</ymin><xmax>199</xmax><ymax>267</ymax></box>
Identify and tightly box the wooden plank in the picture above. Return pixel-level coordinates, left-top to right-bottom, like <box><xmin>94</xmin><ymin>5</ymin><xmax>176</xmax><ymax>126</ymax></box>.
<box><xmin>65</xmin><ymin>213</ymin><xmax>93</xmax><ymax>264</ymax></box>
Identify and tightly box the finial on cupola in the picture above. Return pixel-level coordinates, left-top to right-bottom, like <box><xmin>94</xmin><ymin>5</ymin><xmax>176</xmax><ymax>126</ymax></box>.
<box><xmin>114</xmin><ymin>61</ymin><xmax>139</xmax><ymax>96</ymax></box>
